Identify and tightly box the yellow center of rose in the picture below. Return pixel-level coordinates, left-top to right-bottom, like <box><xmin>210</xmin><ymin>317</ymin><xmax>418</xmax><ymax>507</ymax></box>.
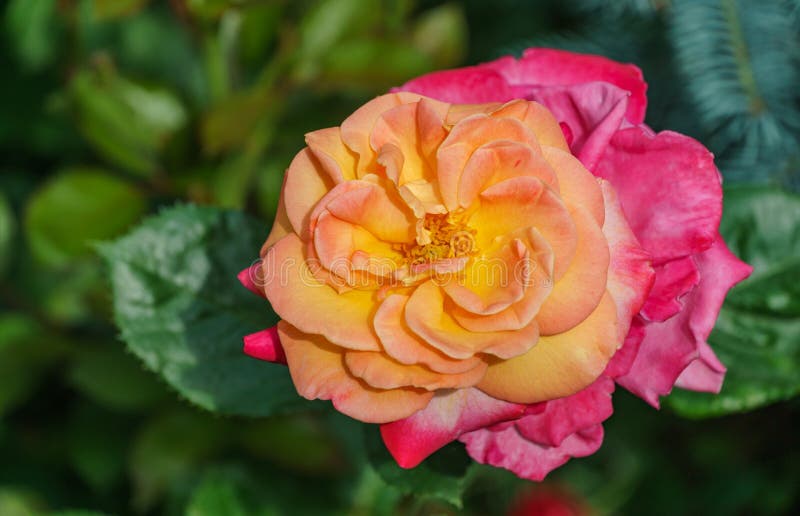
<box><xmin>397</xmin><ymin>213</ymin><xmax>478</xmax><ymax>265</ymax></box>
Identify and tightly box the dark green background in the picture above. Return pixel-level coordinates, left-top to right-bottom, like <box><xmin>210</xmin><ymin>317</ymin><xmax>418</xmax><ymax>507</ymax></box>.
<box><xmin>1</xmin><ymin>1</ymin><xmax>798</xmax><ymax>515</ymax></box>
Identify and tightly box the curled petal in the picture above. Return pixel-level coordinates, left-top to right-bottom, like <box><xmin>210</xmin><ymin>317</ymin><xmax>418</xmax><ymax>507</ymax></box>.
<box><xmin>381</xmin><ymin>388</ymin><xmax>525</xmax><ymax>468</ymax></box>
<box><xmin>405</xmin><ymin>280</ymin><xmax>540</xmax><ymax>360</ymax></box>
<box><xmin>278</xmin><ymin>322</ymin><xmax>433</xmax><ymax>423</ymax></box>
<box><xmin>374</xmin><ymin>294</ymin><xmax>486</xmax><ymax>374</ymax></box>
<box><xmin>641</xmin><ymin>257</ymin><xmax>700</xmax><ymax>322</ymax></box>
<box><xmin>323</xmin><ymin>179</ymin><xmax>415</xmax><ymax>243</ymax></box>
<box><xmin>458</xmin><ymin>140</ymin><xmax>559</xmax><ymax>209</ymax></box>
<box><xmin>344</xmin><ymin>351</ymin><xmax>487</xmax><ymax>391</ymax></box>
<box><xmin>305</xmin><ymin>127</ymin><xmax>358</xmax><ymax>182</ymax></box>
<box><xmin>437</xmin><ymin>115</ymin><xmax>541</xmax><ymax>211</ymax></box>
<box><xmin>341</xmin><ymin>92</ymin><xmax>423</xmax><ymax>175</ymax></box>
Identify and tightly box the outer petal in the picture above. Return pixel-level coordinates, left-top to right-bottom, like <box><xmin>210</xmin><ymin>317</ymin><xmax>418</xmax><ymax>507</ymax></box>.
<box><xmin>615</xmin><ymin>236</ymin><xmax>752</xmax><ymax>406</ymax></box>
<box><xmin>460</xmin><ymin>422</ymin><xmax>604</xmax><ymax>482</ymax></box>
<box><xmin>640</xmin><ymin>257</ymin><xmax>700</xmax><ymax>322</ymax></box>
<box><xmin>479</xmin><ymin>291</ymin><xmax>618</xmax><ymax>404</ymax></box>
<box><xmin>514</xmin><ymin>376</ymin><xmax>614</xmax><ymax>447</ymax></box>
<box><xmin>278</xmin><ymin>322</ymin><xmax>433</xmax><ymax>423</ymax></box>
<box><xmin>393</xmin><ymin>59</ymin><xmax>531</xmax><ymax>104</ymax></box>
<box><xmin>380</xmin><ymin>388</ymin><xmax>525</xmax><ymax>468</ymax></box>
<box><xmin>263</xmin><ymin>234</ymin><xmax>381</xmax><ymax>351</ymax></box>
<box><xmin>283</xmin><ymin>148</ymin><xmax>335</xmax><ymax>239</ymax></box>
<box><xmin>593</xmin><ymin>127</ymin><xmax>722</xmax><ymax>265</ymax></box>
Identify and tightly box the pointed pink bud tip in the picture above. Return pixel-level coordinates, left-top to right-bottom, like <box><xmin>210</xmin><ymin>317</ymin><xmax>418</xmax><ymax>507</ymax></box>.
<box><xmin>243</xmin><ymin>326</ymin><xmax>287</xmax><ymax>365</ymax></box>
<box><xmin>238</xmin><ymin>265</ymin><xmax>266</xmax><ymax>298</ymax></box>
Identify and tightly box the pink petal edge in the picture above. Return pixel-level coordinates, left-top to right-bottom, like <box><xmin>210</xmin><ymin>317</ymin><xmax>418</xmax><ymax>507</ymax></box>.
<box><xmin>243</xmin><ymin>326</ymin><xmax>287</xmax><ymax>365</ymax></box>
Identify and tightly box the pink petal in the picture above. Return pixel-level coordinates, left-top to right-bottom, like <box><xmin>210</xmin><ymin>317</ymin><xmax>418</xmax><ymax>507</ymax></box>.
<box><xmin>640</xmin><ymin>257</ymin><xmax>701</xmax><ymax>322</ymax></box>
<box><xmin>615</xmin><ymin>236</ymin><xmax>752</xmax><ymax>406</ymax></box>
<box><xmin>243</xmin><ymin>326</ymin><xmax>287</xmax><ymax>365</ymax></box>
<box><xmin>527</xmin><ymin>82</ymin><xmax>630</xmax><ymax>171</ymax></box>
<box><xmin>674</xmin><ymin>340</ymin><xmax>728</xmax><ymax>393</ymax></box>
<box><xmin>460</xmin><ymin>423</ymin><xmax>604</xmax><ymax>482</ymax></box>
<box><xmin>603</xmin><ymin>318</ymin><xmax>646</xmax><ymax>379</ymax></box>
<box><xmin>380</xmin><ymin>388</ymin><xmax>525</xmax><ymax>468</ymax></box>
<box><xmin>514</xmin><ymin>377</ymin><xmax>614</xmax><ymax>447</ymax></box>
<box><xmin>506</xmin><ymin>48</ymin><xmax>648</xmax><ymax>124</ymax></box>
<box><xmin>593</xmin><ymin>127</ymin><xmax>722</xmax><ymax>265</ymax></box>
<box><xmin>392</xmin><ymin>60</ymin><xmax>530</xmax><ymax>104</ymax></box>
<box><xmin>237</xmin><ymin>265</ymin><xmax>266</xmax><ymax>298</ymax></box>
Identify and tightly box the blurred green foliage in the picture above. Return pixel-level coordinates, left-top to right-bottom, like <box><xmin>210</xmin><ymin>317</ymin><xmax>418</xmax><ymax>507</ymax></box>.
<box><xmin>1</xmin><ymin>0</ymin><xmax>798</xmax><ymax>515</ymax></box>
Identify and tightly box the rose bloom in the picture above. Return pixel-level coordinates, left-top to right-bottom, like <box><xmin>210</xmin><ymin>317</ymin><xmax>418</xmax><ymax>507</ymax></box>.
<box><xmin>239</xmin><ymin>49</ymin><xmax>752</xmax><ymax>481</ymax></box>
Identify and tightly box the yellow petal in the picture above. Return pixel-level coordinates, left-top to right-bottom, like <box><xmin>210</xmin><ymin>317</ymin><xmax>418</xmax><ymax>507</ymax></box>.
<box><xmin>542</xmin><ymin>145</ymin><xmax>605</xmax><ymax>225</ymax></box>
<box><xmin>478</xmin><ymin>291</ymin><xmax>619</xmax><ymax>404</ymax></box>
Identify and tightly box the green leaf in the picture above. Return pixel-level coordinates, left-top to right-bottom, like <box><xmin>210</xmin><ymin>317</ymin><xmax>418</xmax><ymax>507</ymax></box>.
<box><xmin>100</xmin><ymin>204</ymin><xmax>303</xmax><ymax>417</ymax></box>
<box><xmin>669</xmin><ymin>187</ymin><xmax>800</xmax><ymax>417</ymax></box>
<box><xmin>67</xmin><ymin>344</ymin><xmax>168</xmax><ymax>412</ymax></box>
<box><xmin>185</xmin><ymin>471</ymin><xmax>250</xmax><ymax>516</ymax></box>
<box><xmin>0</xmin><ymin>314</ymin><xmax>50</xmax><ymax>417</ymax></box>
<box><xmin>130</xmin><ymin>409</ymin><xmax>226</xmax><ymax>511</ymax></box>
<box><xmin>0</xmin><ymin>192</ymin><xmax>15</xmax><ymax>277</ymax></box>
<box><xmin>91</xmin><ymin>0</ymin><xmax>153</xmax><ymax>20</ymax></box>
<box><xmin>365</xmin><ymin>426</ymin><xmax>472</xmax><ymax>508</ymax></box>
<box><xmin>25</xmin><ymin>168</ymin><xmax>146</xmax><ymax>267</ymax></box>
<box><xmin>4</xmin><ymin>0</ymin><xmax>62</xmax><ymax>71</ymax></box>
<box><xmin>69</xmin><ymin>65</ymin><xmax>188</xmax><ymax>177</ymax></box>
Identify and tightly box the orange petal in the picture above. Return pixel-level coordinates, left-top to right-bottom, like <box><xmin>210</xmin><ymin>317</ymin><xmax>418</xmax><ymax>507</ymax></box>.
<box><xmin>490</xmin><ymin>100</ymin><xmax>570</xmax><ymax>152</ymax></box>
<box><xmin>263</xmin><ymin>234</ymin><xmax>381</xmax><ymax>351</ymax></box>
<box><xmin>340</xmin><ymin>92</ymin><xmax>423</xmax><ymax>176</ymax></box>
<box><xmin>405</xmin><ymin>280</ymin><xmax>539</xmax><ymax>360</ymax></box>
<box><xmin>344</xmin><ymin>350</ymin><xmax>487</xmax><ymax>391</ymax></box>
<box><xmin>370</xmin><ymin>99</ymin><xmax>449</xmax><ymax>185</ymax></box>
<box><xmin>323</xmin><ymin>179</ymin><xmax>415</xmax><ymax>243</ymax></box>
<box><xmin>536</xmin><ymin>205</ymin><xmax>610</xmax><ymax>335</ymax></box>
<box><xmin>478</xmin><ymin>291</ymin><xmax>619</xmax><ymax>404</ymax></box>
<box><xmin>306</xmin><ymin>127</ymin><xmax>358</xmax><ymax>182</ymax></box>
<box><xmin>470</xmin><ymin>176</ymin><xmax>577</xmax><ymax>279</ymax></box>
<box><xmin>458</xmin><ymin>140</ymin><xmax>559</xmax><ymax>209</ymax></box>
<box><xmin>283</xmin><ymin>148</ymin><xmax>335</xmax><ymax>239</ymax></box>
<box><xmin>374</xmin><ymin>294</ymin><xmax>487</xmax><ymax>374</ymax></box>
<box><xmin>542</xmin><ymin>146</ymin><xmax>604</xmax><ymax>225</ymax></box>
<box><xmin>262</xmin><ymin>190</ymin><xmax>292</xmax><ymax>255</ymax></box>
<box><xmin>313</xmin><ymin>211</ymin><xmax>401</xmax><ymax>280</ymax></box>
<box><xmin>437</xmin><ymin>115</ymin><xmax>541</xmax><ymax>211</ymax></box>
<box><xmin>278</xmin><ymin>322</ymin><xmax>433</xmax><ymax>423</ymax></box>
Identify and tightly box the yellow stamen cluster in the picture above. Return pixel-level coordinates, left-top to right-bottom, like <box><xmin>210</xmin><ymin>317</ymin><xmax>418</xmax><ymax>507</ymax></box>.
<box><xmin>397</xmin><ymin>213</ymin><xmax>478</xmax><ymax>265</ymax></box>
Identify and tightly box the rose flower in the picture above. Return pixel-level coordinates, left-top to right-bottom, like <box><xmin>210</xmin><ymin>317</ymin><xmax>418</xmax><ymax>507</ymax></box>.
<box><xmin>239</xmin><ymin>49</ymin><xmax>752</xmax><ymax>481</ymax></box>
